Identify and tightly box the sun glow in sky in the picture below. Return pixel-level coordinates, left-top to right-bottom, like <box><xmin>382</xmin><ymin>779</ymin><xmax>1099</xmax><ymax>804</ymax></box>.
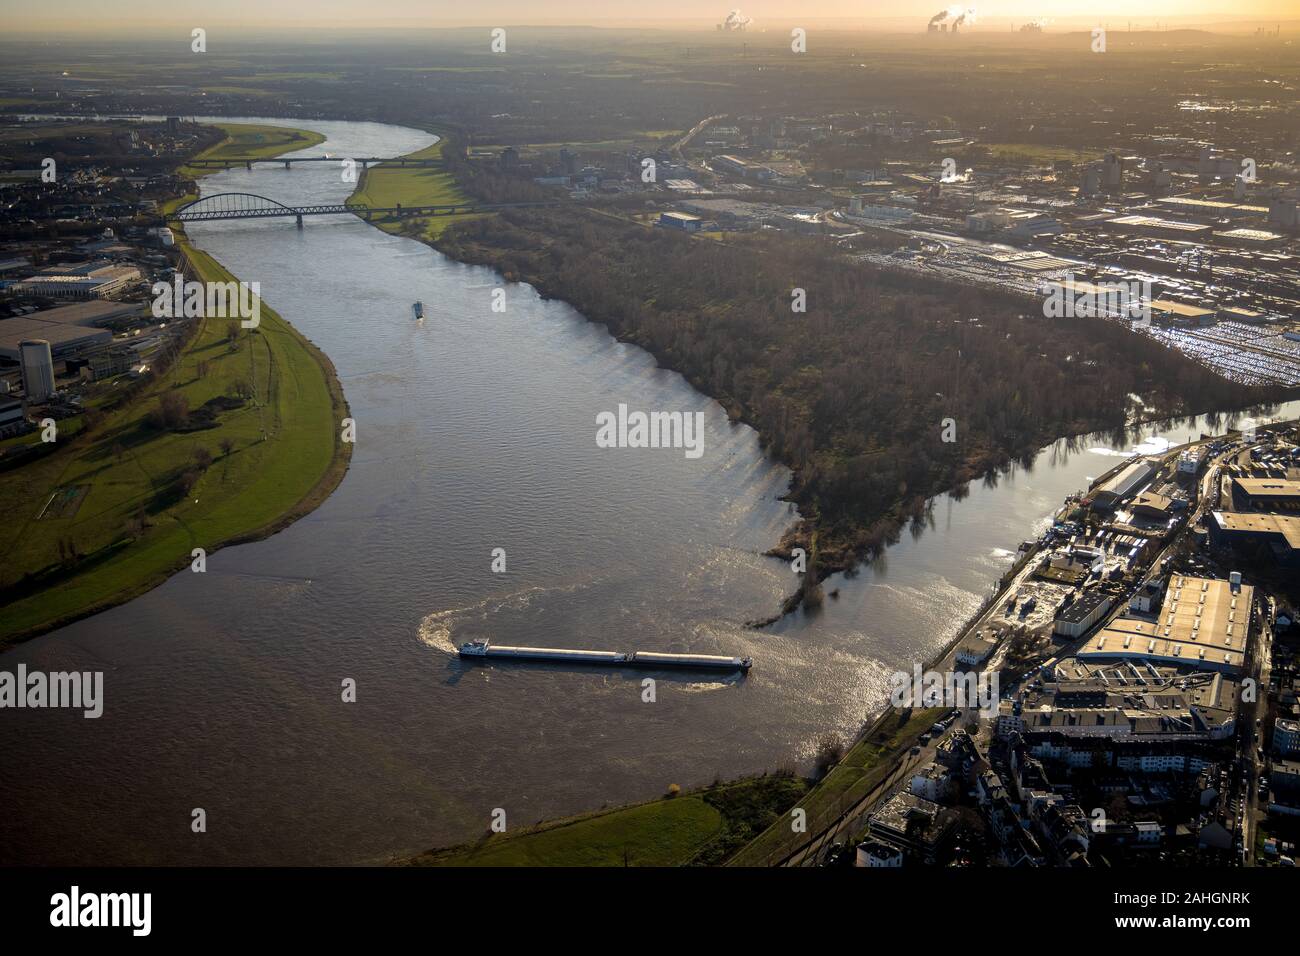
<box><xmin>1</xmin><ymin>0</ymin><xmax>1296</xmax><ymax>33</ymax></box>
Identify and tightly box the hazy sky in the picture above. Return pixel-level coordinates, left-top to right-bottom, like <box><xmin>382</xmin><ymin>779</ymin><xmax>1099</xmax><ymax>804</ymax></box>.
<box><xmin>1</xmin><ymin>0</ymin><xmax>1295</xmax><ymax>33</ymax></box>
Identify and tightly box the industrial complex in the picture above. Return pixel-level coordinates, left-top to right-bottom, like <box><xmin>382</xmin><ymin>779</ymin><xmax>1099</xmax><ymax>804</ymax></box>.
<box><xmin>488</xmin><ymin>108</ymin><xmax>1300</xmax><ymax>390</ymax></box>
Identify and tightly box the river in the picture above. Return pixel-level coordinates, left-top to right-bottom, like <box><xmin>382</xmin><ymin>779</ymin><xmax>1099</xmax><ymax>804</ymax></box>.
<box><xmin>0</xmin><ymin>116</ymin><xmax>1294</xmax><ymax>865</ymax></box>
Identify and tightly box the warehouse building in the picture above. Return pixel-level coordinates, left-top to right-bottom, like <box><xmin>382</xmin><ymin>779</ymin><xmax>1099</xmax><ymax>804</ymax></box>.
<box><xmin>20</xmin><ymin>300</ymin><xmax>143</xmax><ymax>329</ymax></box>
<box><xmin>710</xmin><ymin>154</ymin><xmax>775</xmax><ymax>181</ymax></box>
<box><xmin>1213</xmin><ymin>228</ymin><xmax>1287</xmax><ymax>249</ymax></box>
<box><xmin>1090</xmin><ymin>459</ymin><xmax>1157</xmax><ymax>510</ymax></box>
<box><xmin>1053</xmin><ymin>591</ymin><xmax>1115</xmax><ymax>638</ymax></box>
<box><xmin>7</xmin><ymin>261</ymin><xmax>142</xmax><ymax>300</ymax></box>
<box><xmin>966</xmin><ymin>208</ymin><xmax>1062</xmax><ymax>238</ymax></box>
<box><xmin>1150</xmin><ymin>300</ymin><xmax>1216</xmax><ymax>326</ymax></box>
<box><xmin>1216</xmin><ymin>305</ymin><xmax>1286</xmax><ymax>324</ymax></box>
<box><xmin>1077</xmin><ymin>575</ymin><xmax>1253</xmax><ymax>674</ymax></box>
<box><xmin>1153</xmin><ymin>196</ymin><xmax>1269</xmax><ymax>222</ymax></box>
<box><xmin>1208</xmin><ymin>512</ymin><xmax>1300</xmax><ymax>568</ymax></box>
<box><xmin>1230</xmin><ymin>477</ymin><xmax>1300</xmax><ymax>511</ymax></box>
<box><xmin>658</xmin><ymin>211</ymin><xmax>703</xmax><ymax>232</ymax></box>
<box><xmin>1104</xmin><ymin>215</ymin><xmax>1213</xmax><ymax>240</ymax></box>
<box><xmin>0</xmin><ymin>315</ymin><xmax>113</xmax><ymax>362</ymax></box>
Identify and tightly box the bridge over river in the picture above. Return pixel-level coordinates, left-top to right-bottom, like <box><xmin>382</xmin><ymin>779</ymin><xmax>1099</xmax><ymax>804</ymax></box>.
<box><xmin>167</xmin><ymin>191</ymin><xmax>564</xmax><ymax>226</ymax></box>
<box><xmin>185</xmin><ymin>155</ymin><xmax>442</xmax><ymax>170</ymax></box>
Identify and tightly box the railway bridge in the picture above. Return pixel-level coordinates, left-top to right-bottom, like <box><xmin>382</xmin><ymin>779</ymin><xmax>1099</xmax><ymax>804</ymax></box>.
<box><xmin>185</xmin><ymin>155</ymin><xmax>442</xmax><ymax>170</ymax></box>
<box><xmin>167</xmin><ymin>192</ymin><xmax>562</xmax><ymax>228</ymax></box>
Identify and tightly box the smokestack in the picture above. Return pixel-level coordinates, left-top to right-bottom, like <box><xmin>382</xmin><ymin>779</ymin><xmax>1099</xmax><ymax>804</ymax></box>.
<box><xmin>719</xmin><ymin>8</ymin><xmax>753</xmax><ymax>31</ymax></box>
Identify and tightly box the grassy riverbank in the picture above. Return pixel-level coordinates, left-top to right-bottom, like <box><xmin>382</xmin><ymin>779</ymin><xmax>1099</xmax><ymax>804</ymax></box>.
<box><xmin>346</xmin><ymin>136</ymin><xmax>482</xmax><ymax>239</ymax></box>
<box><xmin>729</xmin><ymin>706</ymin><xmax>947</xmax><ymax>866</ymax></box>
<box><xmin>0</xmin><ymin>123</ymin><xmax>350</xmax><ymax>645</ymax></box>
<box><xmin>406</xmin><ymin>774</ymin><xmax>809</xmax><ymax>867</ymax></box>
<box><xmin>177</xmin><ymin>122</ymin><xmax>324</xmax><ymax>173</ymax></box>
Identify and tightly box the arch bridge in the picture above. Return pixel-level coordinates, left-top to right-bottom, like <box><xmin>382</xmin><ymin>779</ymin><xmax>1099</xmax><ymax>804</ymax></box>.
<box><xmin>169</xmin><ymin>192</ymin><xmax>560</xmax><ymax>228</ymax></box>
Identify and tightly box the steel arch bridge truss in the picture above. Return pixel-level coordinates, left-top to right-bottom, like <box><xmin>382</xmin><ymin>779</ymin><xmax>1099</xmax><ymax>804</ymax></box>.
<box><xmin>173</xmin><ymin>192</ymin><xmax>357</xmax><ymax>222</ymax></box>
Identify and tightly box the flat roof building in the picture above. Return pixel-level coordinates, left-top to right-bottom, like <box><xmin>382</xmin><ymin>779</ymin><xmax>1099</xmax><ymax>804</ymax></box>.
<box><xmin>1091</xmin><ymin>459</ymin><xmax>1156</xmax><ymax>509</ymax></box>
<box><xmin>1208</xmin><ymin>512</ymin><xmax>1300</xmax><ymax>567</ymax></box>
<box><xmin>956</xmin><ymin>633</ymin><xmax>997</xmax><ymax>666</ymax></box>
<box><xmin>658</xmin><ymin>211</ymin><xmax>703</xmax><ymax>232</ymax></box>
<box><xmin>0</xmin><ymin>317</ymin><xmax>113</xmax><ymax>362</ymax></box>
<box><xmin>1217</xmin><ymin>305</ymin><xmax>1285</xmax><ymax>324</ymax></box>
<box><xmin>8</xmin><ymin>262</ymin><xmax>142</xmax><ymax>300</ymax></box>
<box><xmin>867</xmin><ymin>792</ymin><xmax>956</xmax><ymax>865</ymax></box>
<box><xmin>17</xmin><ymin>301</ymin><xmax>144</xmax><ymax>329</ymax></box>
<box><xmin>1153</xmin><ymin>196</ymin><xmax>1269</xmax><ymax>221</ymax></box>
<box><xmin>1054</xmin><ymin>592</ymin><xmax>1115</xmax><ymax>638</ymax></box>
<box><xmin>855</xmin><ymin>840</ymin><xmax>904</xmax><ymax>867</ymax></box>
<box><xmin>1213</xmin><ymin>228</ymin><xmax>1287</xmax><ymax>248</ymax></box>
<box><xmin>1150</xmin><ymin>300</ymin><xmax>1216</xmax><ymax>325</ymax></box>
<box><xmin>1231</xmin><ymin>477</ymin><xmax>1300</xmax><ymax>510</ymax></box>
<box><xmin>1105</xmin><ymin>215</ymin><xmax>1213</xmax><ymax>239</ymax></box>
<box><xmin>1003</xmin><ymin>670</ymin><xmax>1236</xmax><ymax>742</ymax></box>
<box><xmin>1078</xmin><ymin>575</ymin><xmax>1253</xmax><ymax>673</ymax></box>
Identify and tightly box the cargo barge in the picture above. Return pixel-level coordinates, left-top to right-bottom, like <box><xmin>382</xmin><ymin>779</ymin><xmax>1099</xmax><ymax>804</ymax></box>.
<box><xmin>457</xmin><ymin>640</ymin><xmax>751</xmax><ymax>672</ymax></box>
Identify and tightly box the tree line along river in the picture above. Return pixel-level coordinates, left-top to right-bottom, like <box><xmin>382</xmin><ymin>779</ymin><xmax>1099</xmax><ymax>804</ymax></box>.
<box><xmin>0</xmin><ymin>116</ymin><xmax>1294</xmax><ymax>865</ymax></box>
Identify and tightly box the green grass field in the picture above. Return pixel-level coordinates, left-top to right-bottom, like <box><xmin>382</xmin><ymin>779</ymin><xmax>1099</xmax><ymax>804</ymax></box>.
<box><xmin>346</xmin><ymin>138</ymin><xmax>483</xmax><ymax>239</ymax></box>
<box><xmin>178</xmin><ymin>122</ymin><xmax>325</xmax><ymax>173</ymax></box>
<box><xmin>409</xmin><ymin>774</ymin><xmax>809</xmax><ymax>867</ymax></box>
<box><xmin>418</xmin><ymin>797</ymin><xmax>722</xmax><ymax>867</ymax></box>
<box><xmin>0</xmin><ymin>123</ymin><xmax>349</xmax><ymax>644</ymax></box>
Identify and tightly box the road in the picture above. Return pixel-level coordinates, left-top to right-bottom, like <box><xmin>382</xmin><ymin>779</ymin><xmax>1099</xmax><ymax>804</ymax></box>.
<box><xmin>788</xmin><ymin>547</ymin><xmax>1047</xmax><ymax>867</ymax></box>
<box><xmin>784</xmin><ymin>428</ymin><xmax>1285</xmax><ymax>867</ymax></box>
<box><xmin>789</xmin><ymin>721</ymin><xmax>950</xmax><ymax>867</ymax></box>
<box><xmin>670</xmin><ymin>114</ymin><xmax>725</xmax><ymax>160</ymax></box>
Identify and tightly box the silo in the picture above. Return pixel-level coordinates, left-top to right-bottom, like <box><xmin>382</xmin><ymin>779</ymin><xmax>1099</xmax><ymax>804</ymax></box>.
<box><xmin>20</xmin><ymin>339</ymin><xmax>55</xmax><ymax>402</ymax></box>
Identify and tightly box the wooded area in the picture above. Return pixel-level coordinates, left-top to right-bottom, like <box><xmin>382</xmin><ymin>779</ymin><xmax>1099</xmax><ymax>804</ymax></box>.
<box><xmin>437</xmin><ymin>208</ymin><xmax>1285</xmax><ymax>588</ymax></box>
